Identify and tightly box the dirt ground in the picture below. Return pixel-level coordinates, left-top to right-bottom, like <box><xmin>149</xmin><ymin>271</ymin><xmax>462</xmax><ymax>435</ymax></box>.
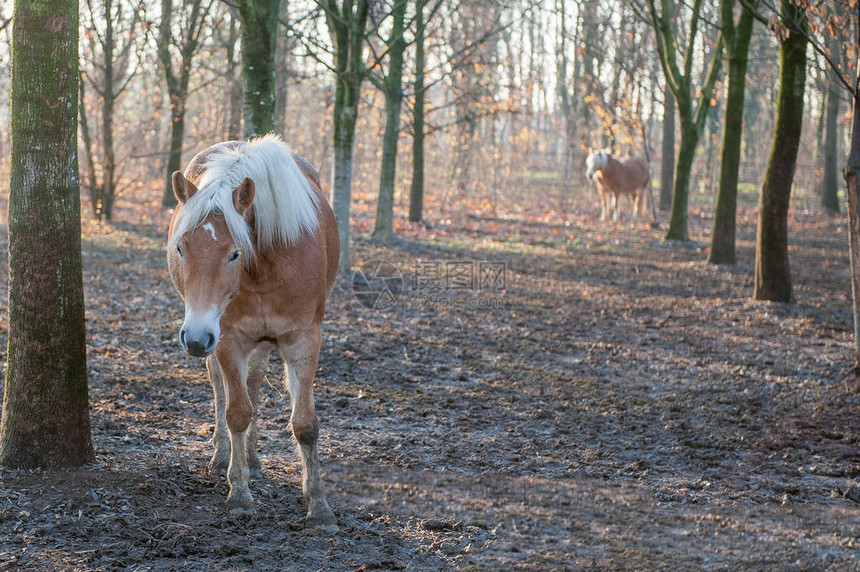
<box><xmin>0</xmin><ymin>194</ymin><xmax>858</xmax><ymax>571</ymax></box>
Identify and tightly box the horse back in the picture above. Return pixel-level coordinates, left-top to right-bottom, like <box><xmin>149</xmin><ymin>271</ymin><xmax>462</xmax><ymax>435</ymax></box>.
<box><xmin>620</xmin><ymin>157</ymin><xmax>649</xmax><ymax>188</ymax></box>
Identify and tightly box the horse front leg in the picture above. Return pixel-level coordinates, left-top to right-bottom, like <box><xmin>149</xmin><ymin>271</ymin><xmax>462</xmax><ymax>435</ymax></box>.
<box><xmin>611</xmin><ymin>192</ymin><xmax>620</xmax><ymax>223</ymax></box>
<box><xmin>280</xmin><ymin>331</ymin><xmax>336</xmax><ymax>529</ymax></box>
<box><xmin>599</xmin><ymin>187</ymin><xmax>608</xmax><ymax>221</ymax></box>
<box><xmin>206</xmin><ymin>355</ymin><xmax>230</xmax><ymax>474</ymax></box>
<box><xmin>245</xmin><ymin>343</ymin><xmax>272</xmax><ymax>478</ymax></box>
<box><xmin>215</xmin><ymin>340</ymin><xmax>256</xmax><ymax>518</ymax></box>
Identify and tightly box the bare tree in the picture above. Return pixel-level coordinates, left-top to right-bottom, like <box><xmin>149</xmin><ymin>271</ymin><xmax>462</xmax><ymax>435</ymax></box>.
<box><xmin>371</xmin><ymin>0</ymin><xmax>409</xmax><ymax>240</ymax></box>
<box><xmin>645</xmin><ymin>0</ymin><xmax>723</xmax><ymax>241</ymax></box>
<box><xmin>80</xmin><ymin>0</ymin><xmax>148</xmax><ymax>221</ymax></box>
<box><xmin>158</xmin><ymin>0</ymin><xmax>215</xmax><ymax>207</ymax></box>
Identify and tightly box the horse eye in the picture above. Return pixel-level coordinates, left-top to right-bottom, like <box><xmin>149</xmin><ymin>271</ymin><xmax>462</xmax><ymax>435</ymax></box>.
<box><xmin>176</xmin><ymin>244</ymin><xmax>183</xmax><ymax>257</ymax></box>
<box><xmin>229</xmin><ymin>250</ymin><xmax>241</xmax><ymax>263</ymax></box>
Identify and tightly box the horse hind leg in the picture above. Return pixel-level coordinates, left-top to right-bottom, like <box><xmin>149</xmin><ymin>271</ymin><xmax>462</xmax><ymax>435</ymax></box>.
<box><xmin>281</xmin><ymin>333</ymin><xmax>337</xmax><ymax>530</ymax></box>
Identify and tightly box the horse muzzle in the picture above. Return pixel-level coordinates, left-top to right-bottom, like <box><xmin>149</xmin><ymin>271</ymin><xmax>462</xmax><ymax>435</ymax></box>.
<box><xmin>180</xmin><ymin>328</ymin><xmax>217</xmax><ymax>357</ymax></box>
<box><xmin>179</xmin><ymin>306</ymin><xmax>221</xmax><ymax>357</ymax></box>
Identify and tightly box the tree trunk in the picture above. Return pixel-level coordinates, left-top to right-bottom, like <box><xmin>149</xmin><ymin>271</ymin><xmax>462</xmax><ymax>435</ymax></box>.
<box><xmin>845</xmin><ymin>79</ymin><xmax>860</xmax><ymax>366</ymax></box>
<box><xmin>226</xmin><ymin>9</ymin><xmax>243</xmax><ymax>140</ymax></box>
<box><xmin>98</xmin><ymin>0</ymin><xmax>117</xmax><ymax>221</ymax></box>
<box><xmin>372</xmin><ymin>0</ymin><xmax>407</xmax><ymax>241</ymax></box>
<box><xmin>163</xmin><ymin>105</ymin><xmax>186</xmax><ymax>206</ymax></box>
<box><xmin>660</xmin><ymin>84</ymin><xmax>675</xmax><ymax>211</ymax></box>
<box><xmin>159</xmin><ymin>0</ymin><xmax>206</xmax><ymax>207</ymax></box>
<box><xmin>666</xmin><ymin>118</ymin><xmax>697</xmax><ymax>241</ymax></box>
<box><xmin>822</xmin><ymin>71</ymin><xmax>841</xmax><ymax>212</ymax></box>
<box><xmin>843</xmin><ymin>3</ymin><xmax>860</xmax><ymax>367</ymax></box>
<box><xmin>325</xmin><ymin>0</ymin><xmax>370</xmax><ymax>274</ymax></box>
<box><xmin>408</xmin><ymin>0</ymin><xmax>426</xmax><ymax>223</ymax></box>
<box><xmin>754</xmin><ymin>3</ymin><xmax>807</xmax><ymax>303</ymax></box>
<box><xmin>238</xmin><ymin>0</ymin><xmax>280</xmax><ymax>137</ymax></box>
<box><xmin>1</xmin><ymin>0</ymin><xmax>94</xmax><ymax>468</ymax></box>
<box><xmin>274</xmin><ymin>0</ymin><xmax>290</xmax><ymax>135</ymax></box>
<box><xmin>709</xmin><ymin>1</ymin><xmax>754</xmax><ymax>265</ymax></box>
<box><xmin>331</xmin><ymin>84</ymin><xmax>361</xmax><ymax>274</ymax></box>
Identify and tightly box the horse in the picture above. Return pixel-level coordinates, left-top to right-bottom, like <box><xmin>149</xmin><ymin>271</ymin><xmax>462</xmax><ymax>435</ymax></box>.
<box><xmin>166</xmin><ymin>134</ymin><xmax>339</xmax><ymax>528</ymax></box>
<box><xmin>585</xmin><ymin>149</ymin><xmax>649</xmax><ymax>223</ymax></box>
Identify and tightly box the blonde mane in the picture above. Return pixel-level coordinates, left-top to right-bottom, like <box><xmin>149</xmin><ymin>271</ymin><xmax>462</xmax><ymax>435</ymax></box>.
<box><xmin>170</xmin><ymin>135</ymin><xmax>320</xmax><ymax>266</ymax></box>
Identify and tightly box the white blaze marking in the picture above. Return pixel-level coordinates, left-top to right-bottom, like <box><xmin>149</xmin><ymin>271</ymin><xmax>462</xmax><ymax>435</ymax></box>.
<box><xmin>202</xmin><ymin>222</ymin><xmax>219</xmax><ymax>242</ymax></box>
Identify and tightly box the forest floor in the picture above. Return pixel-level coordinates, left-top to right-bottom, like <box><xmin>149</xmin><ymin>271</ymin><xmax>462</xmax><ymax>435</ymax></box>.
<box><xmin>0</xmin><ymin>191</ymin><xmax>858</xmax><ymax>571</ymax></box>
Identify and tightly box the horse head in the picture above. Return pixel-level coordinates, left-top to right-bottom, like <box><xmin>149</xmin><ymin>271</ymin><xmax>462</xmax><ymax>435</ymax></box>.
<box><xmin>586</xmin><ymin>149</ymin><xmax>609</xmax><ymax>180</ymax></box>
<box><xmin>168</xmin><ymin>171</ymin><xmax>255</xmax><ymax>357</ymax></box>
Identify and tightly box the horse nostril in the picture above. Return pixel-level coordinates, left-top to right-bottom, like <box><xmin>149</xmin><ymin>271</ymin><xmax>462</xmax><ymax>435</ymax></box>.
<box><xmin>206</xmin><ymin>332</ymin><xmax>216</xmax><ymax>350</ymax></box>
<box><xmin>179</xmin><ymin>329</ymin><xmax>187</xmax><ymax>347</ymax></box>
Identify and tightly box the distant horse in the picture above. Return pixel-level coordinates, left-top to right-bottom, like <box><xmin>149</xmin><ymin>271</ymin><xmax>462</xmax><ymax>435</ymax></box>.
<box><xmin>585</xmin><ymin>149</ymin><xmax>649</xmax><ymax>222</ymax></box>
<box><xmin>167</xmin><ymin>135</ymin><xmax>339</xmax><ymax>528</ymax></box>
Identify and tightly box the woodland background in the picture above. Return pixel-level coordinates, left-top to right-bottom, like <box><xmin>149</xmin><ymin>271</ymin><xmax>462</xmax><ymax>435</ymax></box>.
<box><xmin>0</xmin><ymin>0</ymin><xmax>845</xmax><ymax>230</ymax></box>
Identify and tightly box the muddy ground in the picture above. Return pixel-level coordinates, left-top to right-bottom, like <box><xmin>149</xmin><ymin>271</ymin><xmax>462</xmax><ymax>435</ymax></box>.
<box><xmin>0</xmin><ymin>197</ymin><xmax>858</xmax><ymax>571</ymax></box>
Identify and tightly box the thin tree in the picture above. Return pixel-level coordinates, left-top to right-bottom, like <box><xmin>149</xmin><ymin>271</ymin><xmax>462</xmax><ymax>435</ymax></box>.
<box><xmin>323</xmin><ymin>0</ymin><xmax>371</xmax><ymax>273</ymax></box>
<box><xmin>646</xmin><ymin>0</ymin><xmax>724</xmax><ymax>241</ymax></box>
<box><xmin>80</xmin><ymin>0</ymin><xmax>147</xmax><ymax>221</ymax></box>
<box><xmin>158</xmin><ymin>0</ymin><xmax>214</xmax><ymax>207</ymax></box>
<box><xmin>821</xmin><ymin>28</ymin><xmax>841</xmax><ymax>213</ymax></box>
<box><xmin>659</xmin><ymin>83</ymin><xmax>675</xmax><ymax>211</ymax></box>
<box><xmin>236</xmin><ymin>0</ymin><xmax>281</xmax><ymax>137</ymax></box>
<box><xmin>753</xmin><ymin>0</ymin><xmax>808</xmax><ymax>302</ymax></box>
<box><xmin>708</xmin><ymin>0</ymin><xmax>757</xmax><ymax>265</ymax></box>
<box><xmin>409</xmin><ymin>0</ymin><xmax>428</xmax><ymax>223</ymax></box>
<box><xmin>371</xmin><ymin>0</ymin><xmax>409</xmax><ymax>241</ymax></box>
<box><xmin>1</xmin><ymin>0</ymin><xmax>94</xmax><ymax>467</ymax></box>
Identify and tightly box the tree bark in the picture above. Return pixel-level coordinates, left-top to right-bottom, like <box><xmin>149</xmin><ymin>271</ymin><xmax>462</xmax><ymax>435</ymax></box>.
<box><xmin>408</xmin><ymin>0</ymin><xmax>427</xmax><ymax>223</ymax></box>
<box><xmin>822</xmin><ymin>62</ymin><xmax>841</xmax><ymax>212</ymax></box>
<box><xmin>660</xmin><ymin>84</ymin><xmax>675</xmax><ymax>212</ymax></box>
<box><xmin>237</xmin><ymin>0</ymin><xmax>280</xmax><ymax>137</ymax></box>
<box><xmin>754</xmin><ymin>2</ymin><xmax>807</xmax><ymax>303</ymax></box>
<box><xmin>666</xmin><ymin>118</ymin><xmax>697</xmax><ymax>241</ymax></box>
<box><xmin>325</xmin><ymin>0</ymin><xmax>370</xmax><ymax>274</ymax></box>
<box><xmin>846</xmin><ymin>93</ymin><xmax>860</xmax><ymax>365</ymax></box>
<box><xmin>709</xmin><ymin>0</ymin><xmax>755</xmax><ymax>265</ymax></box>
<box><xmin>843</xmin><ymin>3</ymin><xmax>860</xmax><ymax>367</ymax></box>
<box><xmin>99</xmin><ymin>0</ymin><xmax>117</xmax><ymax>221</ymax></box>
<box><xmin>1</xmin><ymin>0</ymin><xmax>94</xmax><ymax>468</ymax></box>
<box><xmin>372</xmin><ymin>0</ymin><xmax>408</xmax><ymax>241</ymax></box>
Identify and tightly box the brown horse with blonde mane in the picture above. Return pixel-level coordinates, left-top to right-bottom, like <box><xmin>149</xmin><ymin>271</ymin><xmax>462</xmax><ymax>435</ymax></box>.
<box><xmin>167</xmin><ymin>135</ymin><xmax>339</xmax><ymax>528</ymax></box>
<box><xmin>586</xmin><ymin>149</ymin><xmax>649</xmax><ymax>222</ymax></box>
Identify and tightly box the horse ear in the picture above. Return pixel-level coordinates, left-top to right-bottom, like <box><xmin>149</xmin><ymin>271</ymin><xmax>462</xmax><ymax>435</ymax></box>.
<box><xmin>172</xmin><ymin>171</ymin><xmax>198</xmax><ymax>204</ymax></box>
<box><xmin>233</xmin><ymin>177</ymin><xmax>256</xmax><ymax>215</ymax></box>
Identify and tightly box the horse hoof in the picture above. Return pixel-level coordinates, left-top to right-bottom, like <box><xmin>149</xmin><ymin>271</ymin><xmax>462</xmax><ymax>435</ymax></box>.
<box><xmin>209</xmin><ymin>463</ymin><xmax>228</xmax><ymax>476</ymax></box>
<box><xmin>305</xmin><ymin>500</ymin><xmax>337</xmax><ymax>530</ymax></box>
<box><xmin>209</xmin><ymin>455</ymin><xmax>229</xmax><ymax>476</ymax></box>
<box><xmin>248</xmin><ymin>457</ymin><xmax>262</xmax><ymax>479</ymax></box>
<box><xmin>226</xmin><ymin>500</ymin><xmax>257</xmax><ymax>519</ymax></box>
